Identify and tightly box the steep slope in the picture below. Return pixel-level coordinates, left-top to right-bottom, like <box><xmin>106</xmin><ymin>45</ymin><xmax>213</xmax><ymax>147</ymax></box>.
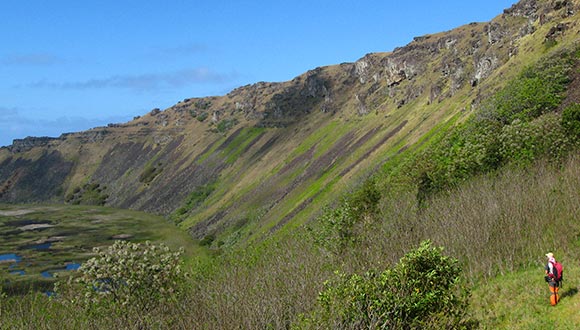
<box><xmin>1</xmin><ymin>0</ymin><xmax>579</xmax><ymax>245</ymax></box>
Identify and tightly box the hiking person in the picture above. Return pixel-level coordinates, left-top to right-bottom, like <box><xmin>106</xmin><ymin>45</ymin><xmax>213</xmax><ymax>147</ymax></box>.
<box><xmin>544</xmin><ymin>252</ymin><xmax>563</xmax><ymax>306</ymax></box>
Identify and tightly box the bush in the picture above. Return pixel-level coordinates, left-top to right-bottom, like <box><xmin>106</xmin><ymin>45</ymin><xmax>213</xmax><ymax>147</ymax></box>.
<box><xmin>310</xmin><ymin>199</ymin><xmax>357</xmax><ymax>254</ymax></box>
<box><xmin>57</xmin><ymin>241</ymin><xmax>185</xmax><ymax>319</ymax></box>
<box><xmin>196</xmin><ymin>111</ymin><xmax>209</xmax><ymax>122</ymax></box>
<box><xmin>215</xmin><ymin>118</ymin><xmax>239</xmax><ymax>133</ymax></box>
<box><xmin>415</xmin><ymin>120</ymin><xmax>502</xmax><ymax>202</ymax></box>
<box><xmin>349</xmin><ymin>178</ymin><xmax>381</xmax><ymax>221</ymax></box>
<box><xmin>139</xmin><ymin>162</ymin><xmax>163</xmax><ymax>184</ymax></box>
<box><xmin>65</xmin><ymin>182</ymin><xmax>108</xmax><ymax>206</ymax></box>
<box><xmin>562</xmin><ymin>103</ymin><xmax>580</xmax><ymax>138</ymax></box>
<box><xmin>170</xmin><ymin>182</ymin><xmax>216</xmax><ymax>224</ymax></box>
<box><xmin>499</xmin><ymin>113</ymin><xmax>572</xmax><ymax>165</ymax></box>
<box><xmin>307</xmin><ymin>241</ymin><xmax>474</xmax><ymax>329</ymax></box>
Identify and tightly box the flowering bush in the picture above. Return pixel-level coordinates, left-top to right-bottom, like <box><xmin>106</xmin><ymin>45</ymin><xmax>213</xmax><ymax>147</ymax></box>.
<box><xmin>65</xmin><ymin>240</ymin><xmax>185</xmax><ymax>314</ymax></box>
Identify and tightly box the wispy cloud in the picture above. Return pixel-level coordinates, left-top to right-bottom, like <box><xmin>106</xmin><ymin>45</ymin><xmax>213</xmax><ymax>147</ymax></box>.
<box><xmin>1</xmin><ymin>53</ymin><xmax>64</xmax><ymax>66</ymax></box>
<box><xmin>25</xmin><ymin>68</ymin><xmax>237</xmax><ymax>92</ymax></box>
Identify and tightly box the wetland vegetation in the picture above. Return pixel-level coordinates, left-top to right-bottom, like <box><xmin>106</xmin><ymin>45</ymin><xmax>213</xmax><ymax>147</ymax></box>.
<box><xmin>0</xmin><ymin>204</ymin><xmax>194</xmax><ymax>295</ymax></box>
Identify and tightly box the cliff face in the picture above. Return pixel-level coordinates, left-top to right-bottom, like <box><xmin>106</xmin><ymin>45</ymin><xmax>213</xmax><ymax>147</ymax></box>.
<box><xmin>1</xmin><ymin>0</ymin><xmax>579</xmax><ymax>242</ymax></box>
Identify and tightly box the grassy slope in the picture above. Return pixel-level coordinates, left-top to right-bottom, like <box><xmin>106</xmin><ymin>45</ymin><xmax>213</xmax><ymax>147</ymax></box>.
<box><xmin>471</xmin><ymin>265</ymin><xmax>580</xmax><ymax>329</ymax></box>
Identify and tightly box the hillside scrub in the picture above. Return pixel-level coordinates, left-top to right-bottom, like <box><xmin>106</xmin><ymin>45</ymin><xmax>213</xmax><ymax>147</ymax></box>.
<box><xmin>401</xmin><ymin>46</ymin><xmax>580</xmax><ymax>201</ymax></box>
<box><xmin>562</xmin><ymin>102</ymin><xmax>580</xmax><ymax>138</ymax></box>
<box><xmin>2</xmin><ymin>152</ymin><xmax>580</xmax><ymax>329</ymax></box>
<box><xmin>300</xmin><ymin>241</ymin><xmax>474</xmax><ymax>329</ymax></box>
<box><xmin>65</xmin><ymin>182</ymin><xmax>109</xmax><ymax>205</ymax></box>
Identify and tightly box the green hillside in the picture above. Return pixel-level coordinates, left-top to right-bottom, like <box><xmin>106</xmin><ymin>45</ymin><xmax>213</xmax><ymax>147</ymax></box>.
<box><xmin>3</xmin><ymin>0</ymin><xmax>578</xmax><ymax>250</ymax></box>
<box><xmin>2</xmin><ymin>0</ymin><xmax>580</xmax><ymax>328</ymax></box>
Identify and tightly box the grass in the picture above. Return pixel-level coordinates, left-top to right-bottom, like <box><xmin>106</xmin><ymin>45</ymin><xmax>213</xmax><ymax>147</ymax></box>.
<box><xmin>285</xmin><ymin>120</ymin><xmax>345</xmax><ymax>160</ymax></box>
<box><xmin>470</xmin><ymin>265</ymin><xmax>580</xmax><ymax>329</ymax></box>
<box><xmin>221</xmin><ymin>127</ymin><xmax>264</xmax><ymax>164</ymax></box>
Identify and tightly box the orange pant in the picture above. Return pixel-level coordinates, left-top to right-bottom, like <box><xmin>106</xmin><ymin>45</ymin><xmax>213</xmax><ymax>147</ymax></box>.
<box><xmin>549</xmin><ymin>283</ymin><xmax>560</xmax><ymax>306</ymax></box>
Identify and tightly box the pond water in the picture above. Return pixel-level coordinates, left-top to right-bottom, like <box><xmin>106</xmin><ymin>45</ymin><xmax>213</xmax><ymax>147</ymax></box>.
<box><xmin>21</xmin><ymin>242</ymin><xmax>52</xmax><ymax>250</ymax></box>
<box><xmin>0</xmin><ymin>253</ymin><xmax>22</xmax><ymax>263</ymax></box>
<box><xmin>41</xmin><ymin>271</ymin><xmax>53</xmax><ymax>278</ymax></box>
<box><xmin>66</xmin><ymin>263</ymin><xmax>81</xmax><ymax>271</ymax></box>
<box><xmin>1</xmin><ymin>252</ymin><xmax>81</xmax><ymax>279</ymax></box>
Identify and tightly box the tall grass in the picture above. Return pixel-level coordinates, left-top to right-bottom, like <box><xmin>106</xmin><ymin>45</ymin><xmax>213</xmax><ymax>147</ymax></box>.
<box><xmin>354</xmin><ymin>153</ymin><xmax>580</xmax><ymax>281</ymax></box>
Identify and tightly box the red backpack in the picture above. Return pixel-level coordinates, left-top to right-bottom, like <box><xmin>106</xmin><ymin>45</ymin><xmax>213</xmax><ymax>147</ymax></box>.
<box><xmin>551</xmin><ymin>261</ymin><xmax>564</xmax><ymax>281</ymax></box>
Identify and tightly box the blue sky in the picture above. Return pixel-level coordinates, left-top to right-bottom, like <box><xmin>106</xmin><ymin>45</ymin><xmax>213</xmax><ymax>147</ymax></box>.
<box><xmin>0</xmin><ymin>0</ymin><xmax>516</xmax><ymax>147</ymax></box>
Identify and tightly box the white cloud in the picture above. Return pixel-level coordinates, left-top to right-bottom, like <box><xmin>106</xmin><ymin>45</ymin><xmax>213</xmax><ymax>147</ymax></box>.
<box><xmin>26</xmin><ymin>68</ymin><xmax>237</xmax><ymax>92</ymax></box>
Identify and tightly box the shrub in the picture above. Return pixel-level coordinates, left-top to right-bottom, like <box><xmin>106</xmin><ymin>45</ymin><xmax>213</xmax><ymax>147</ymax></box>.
<box><xmin>414</xmin><ymin>120</ymin><xmax>502</xmax><ymax>202</ymax></box>
<box><xmin>215</xmin><ymin>118</ymin><xmax>239</xmax><ymax>133</ymax></box>
<box><xmin>65</xmin><ymin>182</ymin><xmax>108</xmax><ymax>206</ymax></box>
<box><xmin>196</xmin><ymin>111</ymin><xmax>209</xmax><ymax>122</ymax></box>
<box><xmin>499</xmin><ymin>113</ymin><xmax>572</xmax><ymax>165</ymax></box>
<box><xmin>200</xmin><ymin>233</ymin><xmax>216</xmax><ymax>247</ymax></box>
<box><xmin>308</xmin><ymin>241</ymin><xmax>474</xmax><ymax>329</ymax></box>
<box><xmin>311</xmin><ymin>179</ymin><xmax>382</xmax><ymax>255</ymax></box>
<box><xmin>57</xmin><ymin>241</ymin><xmax>185</xmax><ymax>318</ymax></box>
<box><xmin>349</xmin><ymin>178</ymin><xmax>381</xmax><ymax>221</ymax></box>
<box><xmin>310</xmin><ymin>199</ymin><xmax>357</xmax><ymax>254</ymax></box>
<box><xmin>194</xmin><ymin>99</ymin><xmax>212</xmax><ymax>110</ymax></box>
<box><xmin>139</xmin><ymin>162</ymin><xmax>163</xmax><ymax>184</ymax></box>
<box><xmin>169</xmin><ymin>182</ymin><xmax>216</xmax><ymax>224</ymax></box>
<box><xmin>562</xmin><ymin>103</ymin><xmax>580</xmax><ymax>138</ymax></box>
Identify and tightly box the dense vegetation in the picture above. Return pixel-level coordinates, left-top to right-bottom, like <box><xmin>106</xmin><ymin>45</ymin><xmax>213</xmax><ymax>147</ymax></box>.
<box><xmin>405</xmin><ymin>47</ymin><xmax>580</xmax><ymax>203</ymax></box>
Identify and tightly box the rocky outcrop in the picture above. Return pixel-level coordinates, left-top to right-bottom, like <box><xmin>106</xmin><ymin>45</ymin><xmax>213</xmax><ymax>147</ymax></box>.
<box><xmin>257</xmin><ymin>69</ymin><xmax>334</xmax><ymax>127</ymax></box>
<box><xmin>504</xmin><ymin>0</ymin><xmax>539</xmax><ymax>19</ymax></box>
<box><xmin>545</xmin><ymin>22</ymin><xmax>571</xmax><ymax>41</ymax></box>
<box><xmin>7</xmin><ymin>136</ymin><xmax>61</xmax><ymax>153</ymax></box>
